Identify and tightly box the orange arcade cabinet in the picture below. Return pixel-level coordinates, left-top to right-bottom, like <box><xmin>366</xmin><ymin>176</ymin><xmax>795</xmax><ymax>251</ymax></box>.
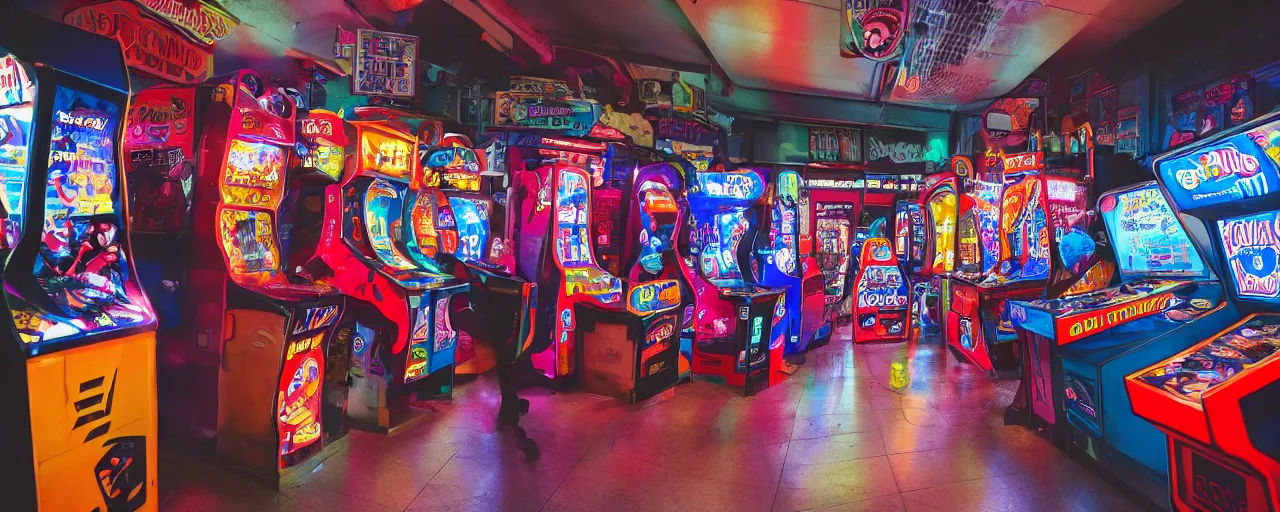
<box><xmin>184</xmin><ymin>71</ymin><xmax>346</xmax><ymax>485</ymax></box>
<box><xmin>1127</xmin><ymin>111</ymin><xmax>1280</xmax><ymax>512</ymax></box>
<box><xmin>310</xmin><ymin>111</ymin><xmax>469</xmax><ymax>432</ymax></box>
<box><xmin>0</xmin><ymin>16</ymin><xmax>157</xmax><ymax>510</ymax></box>
<box><xmin>851</xmin><ymin>238</ymin><xmax>911</xmax><ymax>343</ymax></box>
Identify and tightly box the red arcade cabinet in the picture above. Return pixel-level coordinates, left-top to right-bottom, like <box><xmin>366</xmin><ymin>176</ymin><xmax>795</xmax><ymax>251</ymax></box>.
<box><xmin>946</xmin><ymin>153</ymin><xmax>1048</xmax><ymax>375</ymax></box>
<box><xmin>185</xmin><ymin>70</ymin><xmax>347</xmax><ymax>484</ymax></box>
<box><xmin>852</xmin><ymin>238</ymin><xmax>911</xmax><ymax>343</ymax></box>
<box><xmin>1127</xmin><ymin>112</ymin><xmax>1280</xmax><ymax>512</ymax></box>
<box><xmin>679</xmin><ymin>166</ymin><xmax>787</xmax><ymax>395</ymax></box>
<box><xmin>311</xmin><ymin>113</ymin><xmax>469</xmax><ymax>432</ymax></box>
<box><xmin>918</xmin><ymin>169</ymin><xmax>960</xmax><ymax>339</ymax></box>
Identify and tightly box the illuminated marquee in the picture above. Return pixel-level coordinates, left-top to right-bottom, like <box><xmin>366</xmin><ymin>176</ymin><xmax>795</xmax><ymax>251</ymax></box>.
<box><xmin>64</xmin><ymin>1</ymin><xmax>214</xmax><ymax>84</ymax></box>
<box><xmin>1002</xmin><ymin>151</ymin><xmax>1042</xmax><ymax>174</ymax></box>
<box><xmin>628</xmin><ymin>279</ymin><xmax>682</xmax><ymax>316</ymax></box>
<box><xmin>135</xmin><ymin>0</ymin><xmax>239</xmax><ymax>46</ymax></box>
<box><xmin>360</xmin><ymin>130</ymin><xmax>412</xmax><ymax>178</ymax></box>
<box><xmin>1056</xmin><ymin>292</ymin><xmax>1176</xmax><ymax>345</ymax></box>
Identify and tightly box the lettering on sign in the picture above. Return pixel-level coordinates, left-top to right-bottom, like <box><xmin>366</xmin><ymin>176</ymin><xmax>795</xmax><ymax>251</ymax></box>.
<box><xmin>134</xmin><ymin>0</ymin><xmax>240</xmax><ymax>46</ymax></box>
<box><xmin>1002</xmin><ymin>152</ymin><xmax>1042</xmax><ymax>173</ymax></box>
<box><xmin>64</xmin><ymin>1</ymin><xmax>214</xmax><ymax>84</ymax></box>
<box><xmin>352</xmin><ymin>30</ymin><xmax>417</xmax><ymax>98</ymax></box>
<box><xmin>1059</xmin><ymin>293</ymin><xmax>1175</xmax><ymax>344</ymax></box>
<box><xmin>867</xmin><ymin>136</ymin><xmax>923</xmax><ymax>163</ymax></box>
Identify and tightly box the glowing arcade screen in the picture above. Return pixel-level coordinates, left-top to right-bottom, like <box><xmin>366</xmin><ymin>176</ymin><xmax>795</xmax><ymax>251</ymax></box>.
<box><xmin>18</xmin><ymin>86</ymin><xmax>153</xmax><ymax>343</ymax></box>
<box><xmin>998</xmin><ymin>175</ymin><xmax>1049</xmax><ymax>281</ymax></box>
<box><xmin>926</xmin><ymin>187</ymin><xmax>956</xmax><ymax>274</ymax></box>
<box><xmin>363</xmin><ymin>179</ymin><xmax>419</xmax><ymax>271</ymax></box>
<box><xmin>770</xmin><ymin>171</ymin><xmax>800</xmax><ymax>276</ymax></box>
<box><xmin>448</xmin><ymin>196</ymin><xmax>490</xmax><ymax>263</ymax></box>
<box><xmin>1100</xmin><ymin>183</ymin><xmax>1208</xmax><ymax>279</ymax></box>
<box><xmin>635</xmin><ymin>182</ymin><xmax>677</xmax><ymax>275</ymax></box>
<box><xmin>220</xmin><ymin>209</ymin><xmax>281</xmax><ymax>275</ymax></box>
<box><xmin>693</xmin><ymin>211</ymin><xmax>749</xmax><ymax>286</ymax></box>
<box><xmin>1</xmin><ymin>54</ymin><xmax>34</xmax><ymax>248</ymax></box>
<box><xmin>971</xmin><ymin>180</ymin><xmax>1002</xmax><ymax>275</ymax></box>
<box><xmin>1045</xmin><ymin>177</ymin><xmax>1091</xmax><ymax>274</ymax></box>
<box><xmin>360</xmin><ymin>129</ymin><xmax>413</xmax><ymax>179</ymax></box>
<box><xmin>1157</xmin><ymin>120</ymin><xmax>1280</xmax><ymax>211</ymax></box>
<box><xmin>222</xmin><ymin>139</ymin><xmax>285</xmax><ymax>208</ymax></box>
<box><xmin>555</xmin><ymin>167</ymin><xmax>595</xmax><ymax>267</ymax></box>
<box><xmin>1217</xmin><ymin>210</ymin><xmax>1280</xmax><ymax>303</ymax></box>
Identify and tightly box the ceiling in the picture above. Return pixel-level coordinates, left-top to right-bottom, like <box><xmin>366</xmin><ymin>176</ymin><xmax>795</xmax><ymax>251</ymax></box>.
<box><xmin>496</xmin><ymin>0</ymin><xmax>1183</xmax><ymax>117</ymax></box>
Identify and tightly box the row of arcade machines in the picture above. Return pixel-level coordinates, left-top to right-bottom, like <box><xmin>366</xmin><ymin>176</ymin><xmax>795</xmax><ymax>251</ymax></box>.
<box><xmin>892</xmin><ymin>130</ymin><xmax>1098</xmax><ymax>378</ymax></box>
<box><xmin>810</xmin><ymin>177</ymin><xmax>909</xmax><ymax>344</ymax></box>
<box><xmin>1006</xmin><ymin>112</ymin><xmax>1280</xmax><ymax>512</ymax></box>
<box><xmin>122</xmin><ymin>71</ymin><xmax>539</xmax><ymax>486</ymax></box>
<box><xmin>501</xmin><ymin>140</ymin><xmax>828</xmax><ymax>396</ymax></box>
<box><xmin>1</xmin><ymin>17</ymin><xmax>158</xmax><ymax>511</ymax></box>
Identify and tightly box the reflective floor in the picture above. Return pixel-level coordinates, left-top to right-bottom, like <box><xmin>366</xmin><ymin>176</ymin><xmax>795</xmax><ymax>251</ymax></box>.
<box><xmin>160</xmin><ymin>328</ymin><xmax>1146</xmax><ymax>511</ymax></box>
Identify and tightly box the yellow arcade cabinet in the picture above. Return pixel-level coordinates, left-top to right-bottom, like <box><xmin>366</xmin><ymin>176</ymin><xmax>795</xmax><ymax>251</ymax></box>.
<box><xmin>1</xmin><ymin>10</ymin><xmax>158</xmax><ymax>512</ymax></box>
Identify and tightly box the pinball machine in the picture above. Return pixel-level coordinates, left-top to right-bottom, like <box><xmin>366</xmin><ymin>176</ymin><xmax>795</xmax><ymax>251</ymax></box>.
<box><xmin>748</xmin><ymin>167</ymin><xmax>826</xmax><ymax>355</ymax></box>
<box><xmin>0</xmin><ymin>17</ymin><xmax>157</xmax><ymax>510</ymax></box>
<box><xmin>1007</xmin><ymin>181</ymin><xmax>1224</xmax><ymax>506</ymax></box>
<box><xmin>418</xmin><ymin>130</ymin><xmax>538</xmax><ymax>423</ymax></box>
<box><xmin>1127</xmin><ymin>112</ymin><xmax>1280</xmax><ymax>512</ymax></box>
<box><xmin>677</xmin><ymin>165</ymin><xmax>787</xmax><ymax>395</ymax></box>
<box><xmin>310</xmin><ymin>112</ymin><xmax>468</xmax><ymax>432</ymax></box>
<box><xmin>851</xmin><ymin>237</ymin><xmax>911</xmax><ymax>343</ymax></box>
<box><xmin>180</xmin><ymin>70</ymin><xmax>348</xmax><ymax>485</ymax></box>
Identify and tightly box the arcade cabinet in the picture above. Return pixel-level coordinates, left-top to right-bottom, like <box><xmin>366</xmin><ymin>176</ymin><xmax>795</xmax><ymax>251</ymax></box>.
<box><xmin>1128</xmin><ymin>112</ymin><xmax>1280</xmax><ymax>512</ymax></box>
<box><xmin>184</xmin><ymin>70</ymin><xmax>346</xmax><ymax>485</ymax></box>
<box><xmin>578</xmin><ymin>160</ymin><xmax>688</xmax><ymax>402</ymax></box>
<box><xmin>919</xmin><ymin>171</ymin><xmax>960</xmax><ymax>342</ymax></box>
<box><xmin>311</xmin><ymin>113</ymin><xmax>469</xmax><ymax>432</ymax></box>
<box><xmin>0</xmin><ymin>17</ymin><xmax>158</xmax><ymax>510</ymax></box>
<box><xmin>807</xmin><ymin>173</ymin><xmax>860</xmax><ymax>343</ymax></box>
<box><xmin>749</xmin><ymin>167</ymin><xmax>824</xmax><ymax>356</ymax></box>
<box><xmin>894</xmin><ymin>199</ymin><xmax>925</xmax><ymax>276</ymax></box>
<box><xmin>851</xmin><ymin>237</ymin><xmax>911</xmax><ymax>343</ymax></box>
<box><xmin>946</xmin><ymin>153</ymin><xmax>1053</xmax><ymax>376</ymax></box>
<box><xmin>1008</xmin><ymin>181</ymin><xmax>1224</xmax><ymax>505</ymax></box>
<box><xmin>419</xmin><ymin>130</ymin><xmax>539</xmax><ymax>427</ymax></box>
<box><xmin>678</xmin><ymin>165</ymin><xmax>787</xmax><ymax>395</ymax></box>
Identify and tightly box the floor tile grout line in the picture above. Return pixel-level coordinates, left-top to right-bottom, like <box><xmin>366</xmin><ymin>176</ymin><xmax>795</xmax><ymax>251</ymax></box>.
<box><xmin>537</xmin><ymin>422</ymin><xmax>618</xmax><ymax>512</ymax></box>
<box><xmin>400</xmin><ymin>444</ymin><xmax>462</xmax><ymax>512</ymax></box>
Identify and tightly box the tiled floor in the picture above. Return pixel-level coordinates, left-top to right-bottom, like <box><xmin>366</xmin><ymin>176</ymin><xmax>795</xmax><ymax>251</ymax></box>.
<box><xmin>160</xmin><ymin>329</ymin><xmax>1146</xmax><ymax>511</ymax></box>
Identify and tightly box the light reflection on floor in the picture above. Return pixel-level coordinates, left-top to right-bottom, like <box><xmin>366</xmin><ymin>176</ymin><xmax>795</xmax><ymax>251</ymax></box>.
<box><xmin>159</xmin><ymin>325</ymin><xmax>1145</xmax><ymax>511</ymax></box>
